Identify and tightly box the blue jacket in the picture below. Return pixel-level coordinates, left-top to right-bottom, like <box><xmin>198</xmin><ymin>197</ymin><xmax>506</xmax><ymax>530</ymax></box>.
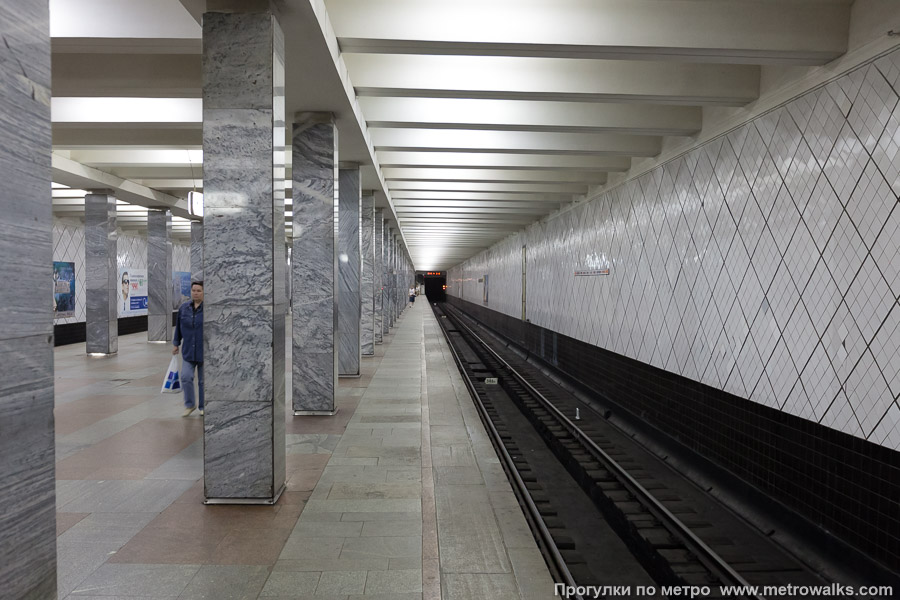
<box><xmin>173</xmin><ymin>301</ymin><xmax>203</xmax><ymax>363</ymax></box>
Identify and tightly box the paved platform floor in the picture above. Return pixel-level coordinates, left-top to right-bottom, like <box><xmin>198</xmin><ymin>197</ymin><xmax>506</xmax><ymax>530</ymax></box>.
<box><xmin>52</xmin><ymin>301</ymin><xmax>554</xmax><ymax>599</ymax></box>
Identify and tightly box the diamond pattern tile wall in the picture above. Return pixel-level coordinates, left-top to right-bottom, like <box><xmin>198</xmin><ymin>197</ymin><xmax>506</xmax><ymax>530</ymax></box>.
<box><xmin>53</xmin><ymin>218</ymin><xmax>191</xmax><ymax>324</ymax></box>
<box><xmin>450</xmin><ymin>47</ymin><xmax>900</xmax><ymax>451</ymax></box>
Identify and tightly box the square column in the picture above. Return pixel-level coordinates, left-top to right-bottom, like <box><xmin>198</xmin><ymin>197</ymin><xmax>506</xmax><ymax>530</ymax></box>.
<box><xmin>393</xmin><ymin>234</ymin><xmax>401</xmax><ymax>322</ymax></box>
<box><xmin>202</xmin><ymin>6</ymin><xmax>286</xmax><ymax>503</ymax></box>
<box><xmin>361</xmin><ymin>193</ymin><xmax>375</xmax><ymax>355</ymax></box>
<box><xmin>385</xmin><ymin>225</ymin><xmax>394</xmax><ymax>329</ymax></box>
<box><xmin>190</xmin><ymin>221</ymin><xmax>203</xmax><ymax>281</ymax></box>
<box><xmin>338</xmin><ymin>166</ymin><xmax>362</xmax><ymax>376</ymax></box>
<box><xmin>292</xmin><ymin>112</ymin><xmax>338</xmax><ymax>414</ymax></box>
<box><xmin>0</xmin><ymin>1</ymin><xmax>57</xmax><ymax>596</ymax></box>
<box><xmin>85</xmin><ymin>192</ymin><xmax>118</xmax><ymax>354</ymax></box>
<box><xmin>147</xmin><ymin>210</ymin><xmax>172</xmax><ymax>341</ymax></box>
<box><xmin>374</xmin><ymin>209</ymin><xmax>383</xmax><ymax>344</ymax></box>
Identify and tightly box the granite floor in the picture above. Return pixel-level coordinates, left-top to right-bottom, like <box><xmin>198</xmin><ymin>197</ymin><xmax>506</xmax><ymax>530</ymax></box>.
<box><xmin>52</xmin><ymin>302</ymin><xmax>554</xmax><ymax>599</ymax></box>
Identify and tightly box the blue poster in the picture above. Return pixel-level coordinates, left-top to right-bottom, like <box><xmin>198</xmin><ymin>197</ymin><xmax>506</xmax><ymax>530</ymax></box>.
<box><xmin>53</xmin><ymin>261</ymin><xmax>76</xmax><ymax>319</ymax></box>
<box><xmin>173</xmin><ymin>271</ymin><xmax>191</xmax><ymax>309</ymax></box>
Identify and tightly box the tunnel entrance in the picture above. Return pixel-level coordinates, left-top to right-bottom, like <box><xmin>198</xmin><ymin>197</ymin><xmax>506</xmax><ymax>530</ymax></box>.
<box><xmin>421</xmin><ymin>271</ymin><xmax>446</xmax><ymax>303</ymax></box>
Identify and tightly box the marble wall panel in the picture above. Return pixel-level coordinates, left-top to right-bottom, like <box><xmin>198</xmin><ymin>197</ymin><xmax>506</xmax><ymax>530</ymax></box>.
<box><xmin>147</xmin><ymin>210</ymin><xmax>172</xmax><ymax>341</ymax></box>
<box><xmin>202</xmin><ymin>11</ymin><xmax>274</xmax><ymax>110</ymax></box>
<box><xmin>338</xmin><ymin>167</ymin><xmax>361</xmax><ymax>375</ymax></box>
<box><xmin>191</xmin><ymin>221</ymin><xmax>203</xmax><ymax>281</ymax></box>
<box><xmin>361</xmin><ymin>194</ymin><xmax>375</xmax><ymax>355</ymax></box>
<box><xmin>85</xmin><ymin>193</ymin><xmax>118</xmax><ymax>354</ymax></box>
<box><xmin>374</xmin><ymin>210</ymin><xmax>384</xmax><ymax>343</ymax></box>
<box><xmin>292</xmin><ymin>114</ymin><xmax>338</xmax><ymax>413</ymax></box>
<box><xmin>202</xmin><ymin>8</ymin><xmax>285</xmax><ymax>502</ymax></box>
<box><xmin>0</xmin><ymin>1</ymin><xmax>56</xmax><ymax>596</ymax></box>
<box><xmin>202</xmin><ymin>110</ymin><xmax>274</xmax><ymax>304</ymax></box>
<box><xmin>204</xmin><ymin>401</ymin><xmax>276</xmax><ymax>499</ymax></box>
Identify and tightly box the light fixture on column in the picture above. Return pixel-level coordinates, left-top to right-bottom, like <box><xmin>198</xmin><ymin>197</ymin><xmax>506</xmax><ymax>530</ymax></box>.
<box><xmin>188</xmin><ymin>190</ymin><xmax>204</xmax><ymax>217</ymax></box>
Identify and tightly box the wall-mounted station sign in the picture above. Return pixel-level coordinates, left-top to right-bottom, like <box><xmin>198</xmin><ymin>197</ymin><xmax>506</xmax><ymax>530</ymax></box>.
<box><xmin>574</xmin><ymin>268</ymin><xmax>610</xmax><ymax>277</ymax></box>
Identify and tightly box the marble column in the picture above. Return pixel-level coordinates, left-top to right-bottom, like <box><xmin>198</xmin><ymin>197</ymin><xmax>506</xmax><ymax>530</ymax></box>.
<box><xmin>338</xmin><ymin>166</ymin><xmax>361</xmax><ymax>376</ymax></box>
<box><xmin>374</xmin><ymin>210</ymin><xmax>383</xmax><ymax>344</ymax></box>
<box><xmin>85</xmin><ymin>192</ymin><xmax>118</xmax><ymax>354</ymax></box>
<box><xmin>361</xmin><ymin>193</ymin><xmax>375</xmax><ymax>356</ymax></box>
<box><xmin>201</xmin><ymin>5</ymin><xmax>286</xmax><ymax>503</ymax></box>
<box><xmin>292</xmin><ymin>112</ymin><xmax>338</xmax><ymax>414</ymax></box>
<box><xmin>190</xmin><ymin>221</ymin><xmax>203</xmax><ymax>281</ymax></box>
<box><xmin>0</xmin><ymin>1</ymin><xmax>56</xmax><ymax>596</ymax></box>
<box><xmin>147</xmin><ymin>210</ymin><xmax>172</xmax><ymax>342</ymax></box>
<box><xmin>385</xmin><ymin>225</ymin><xmax>393</xmax><ymax>330</ymax></box>
<box><xmin>393</xmin><ymin>234</ymin><xmax>401</xmax><ymax>322</ymax></box>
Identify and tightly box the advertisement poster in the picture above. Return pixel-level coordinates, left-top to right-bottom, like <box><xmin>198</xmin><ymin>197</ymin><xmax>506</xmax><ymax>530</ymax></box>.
<box><xmin>53</xmin><ymin>261</ymin><xmax>76</xmax><ymax>319</ymax></box>
<box><xmin>118</xmin><ymin>267</ymin><xmax>148</xmax><ymax>317</ymax></box>
<box><xmin>173</xmin><ymin>271</ymin><xmax>191</xmax><ymax>309</ymax></box>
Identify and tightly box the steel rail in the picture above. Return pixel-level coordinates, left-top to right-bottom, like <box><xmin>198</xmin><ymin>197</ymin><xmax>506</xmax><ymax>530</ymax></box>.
<box><xmin>434</xmin><ymin>306</ymin><xmax>585</xmax><ymax>600</ymax></box>
<box><xmin>446</xmin><ymin>304</ymin><xmax>766</xmax><ymax>600</ymax></box>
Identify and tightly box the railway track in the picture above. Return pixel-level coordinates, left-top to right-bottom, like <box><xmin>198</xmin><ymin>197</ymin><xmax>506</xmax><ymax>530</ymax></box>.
<box><xmin>433</xmin><ymin>302</ymin><xmax>837</xmax><ymax>599</ymax></box>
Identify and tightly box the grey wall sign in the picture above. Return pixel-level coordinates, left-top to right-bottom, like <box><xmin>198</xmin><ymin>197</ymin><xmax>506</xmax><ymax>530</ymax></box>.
<box><xmin>574</xmin><ymin>268</ymin><xmax>610</xmax><ymax>277</ymax></box>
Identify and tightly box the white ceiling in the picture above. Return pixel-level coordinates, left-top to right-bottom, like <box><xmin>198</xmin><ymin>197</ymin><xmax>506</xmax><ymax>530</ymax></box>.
<box><xmin>49</xmin><ymin>0</ymin><xmax>854</xmax><ymax>265</ymax></box>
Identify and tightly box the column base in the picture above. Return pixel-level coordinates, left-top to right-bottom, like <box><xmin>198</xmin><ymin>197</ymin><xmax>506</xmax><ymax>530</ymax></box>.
<box><xmin>203</xmin><ymin>483</ymin><xmax>286</xmax><ymax>506</ymax></box>
<box><xmin>294</xmin><ymin>408</ymin><xmax>339</xmax><ymax>416</ymax></box>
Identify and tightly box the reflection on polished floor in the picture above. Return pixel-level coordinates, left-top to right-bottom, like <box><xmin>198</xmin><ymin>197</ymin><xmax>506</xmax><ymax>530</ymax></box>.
<box><xmin>53</xmin><ymin>303</ymin><xmax>552</xmax><ymax>599</ymax></box>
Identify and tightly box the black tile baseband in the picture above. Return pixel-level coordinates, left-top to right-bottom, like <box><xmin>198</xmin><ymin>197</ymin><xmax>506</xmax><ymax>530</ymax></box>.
<box><xmin>447</xmin><ymin>296</ymin><xmax>900</xmax><ymax>576</ymax></box>
<box><xmin>53</xmin><ymin>312</ymin><xmax>177</xmax><ymax>347</ymax></box>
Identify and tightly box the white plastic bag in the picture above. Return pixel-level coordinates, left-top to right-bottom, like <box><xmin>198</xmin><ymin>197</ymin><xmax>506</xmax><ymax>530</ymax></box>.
<box><xmin>161</xmin><ymin>355</ymin><xmax>182</xmax><ymax>393</ymax></box>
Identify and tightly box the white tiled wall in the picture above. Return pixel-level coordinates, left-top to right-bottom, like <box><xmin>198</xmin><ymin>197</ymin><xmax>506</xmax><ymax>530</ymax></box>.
<box><xmin>52</xmin><ymin>217</ymin><xmax>190</xmax><ymax>324</ymax></box>
<box><xmin>449</xmin><ymin>48</ymin><xmax>900</xmax><ymax>451</ymax></box>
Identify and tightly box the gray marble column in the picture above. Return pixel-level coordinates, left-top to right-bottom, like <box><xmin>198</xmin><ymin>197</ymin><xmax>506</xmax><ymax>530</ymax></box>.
<box><xmin>147</xmin><ymin>210</ymin><xmax>172</xmax><ymax>342</ymax></box>
<box><xmin>0</xmin><ymin>1</ymin><xmax>56</xmax><ymax>596</ymax></box>
<box><xmin>338</xmin><ymin>166</ymin><xmax>362</xmax><ymax>376</ymax></box>
<box><xmin>292</xmin><ymin>112</ymin><xmax>338</xmax><ymax>414</ymax></box>
<box><xmin>374</xmin><ymin>210</ymin><xmax>383</xmax><ymax>344</ymax></box>
<box><xmin>85</xmin><ymin>192</ymin><xmax>118</xmax><ymax>355</ymax></box>
<box><xmin>393</xmin><ymin>234</ymin><xmax>401</xmax><ymax>322</ymax></box>
<box><xmin>190</xmin><ymin>221</ymin><xmax>203</xmax><ymax>281</ymax></box>
<box><xmin>385</xmin><ymin>225</ymin><xmax>393</xmax><ymax>330</ymax></box>
<box><xmin>201</xmin><ymin>6</ymin><xmax>286</xmax><ymax>503</ymax></box>
<box><xmin>361</xmin><ymin>193</ymin><xmax>375</xmax><ymax>356</ymax></box>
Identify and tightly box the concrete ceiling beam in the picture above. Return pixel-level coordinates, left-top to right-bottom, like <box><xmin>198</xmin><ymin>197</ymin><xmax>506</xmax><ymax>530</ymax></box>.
<box><xmin>372</xmin><ymin>128</ymin><xmax>661</xmax><ymax>156</ymax></box>
<box><xmin>383</xmin><ymin>168</ymin><xmax>608</xmax><ymax>184</ymax></box>
<box><xmin>346</xmin><ymin>54</ymin><xmax>759</xmax><ymax>106</ymax></box>
<box><xmin>51</xmin><ymin>153</ymin><xmax>193</xmax><ymax>219</ymax></box>
<box><xmin>377</xmin><ymin>151</ymin><xmax>631</xmax><ymax>171</ymax></box>
<box><xmin>360</xmin><ymin>97</ymin><xmax>701</xmax><ymax>135</ymax></box>
<box><xmin>328</xmin><ymin>0</ymin><xmax>849</xmax><ymax>65</ymax></box>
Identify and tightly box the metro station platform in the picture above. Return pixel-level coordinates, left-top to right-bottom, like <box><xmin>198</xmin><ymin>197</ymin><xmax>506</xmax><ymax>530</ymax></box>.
<box><xmin>52</xmin><ymin>301</ymin><xmax>553</xmax><ymax>599</ymax></box>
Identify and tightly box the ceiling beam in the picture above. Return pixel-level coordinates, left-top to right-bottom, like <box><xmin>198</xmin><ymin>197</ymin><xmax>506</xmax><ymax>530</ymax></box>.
<box><xmin>53</xmin><ymin>126</ymin><xmax>202</xmax><ymax>146</ymax></box>
<box><xmin>377</xmin><ymin>151</ymin><xmax>631</xmax><ymax>171</ymax></box>
<box><xmin>328</xmin><ymin>0</ymin><xmax>848</xmax><ymax>65</ymax></box>
<box><xmin>384</xmin><ymin>167</ymin><xmax>608</xmax><ymax>185</ymax></box>
<box><xmin>346</xmin><ymin>54</ymin><xmax>759</xmax><ymax>105</ymax></box>
<box><xmin>360</xmin><ymin>97</ymin><xmax>701</xmax><ymax>135</ymax></box>
<box><xmin>372</xmin><ymin>128</ymin><xmax>661</xmax><ymax>156</ymax></box>
<box><xmin>52</xmin><ymin>153</ymin><xmax>192</xmax><ymax>219</ymax></box>
<box><xmin>393</xmin><ymin>200</ymin><xmax>561</xmax><ymax>209</ymax></box>
<box><xmin>387</xmin><ymin>181</ymin><xmax>588</xmax><ymax>194</ymax></box>
<box><xmin>52</xmin><ymin>53</ymin><xmax>201</xmax><ymax>97</ymax></box>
